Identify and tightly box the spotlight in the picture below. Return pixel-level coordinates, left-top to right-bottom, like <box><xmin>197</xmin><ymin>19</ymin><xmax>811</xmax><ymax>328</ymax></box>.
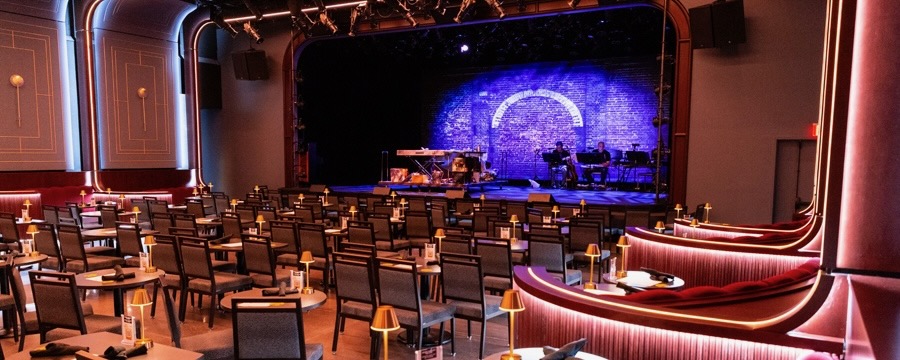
<box><xmin>243</xmin><ymin>0</ymin><xmax>263</xmax><ymax>20</ymax></box>
<box><xmin>287</xmin><ymin>0</ymin><xmax>314</xmax><ymax>35</ymax></box>
<box><xmin>210</xmin><ymin>10</ymin><xmax>238</xmax><ymax>37</ymax></box>
<box><xmin>243</xmin><ymin>22</ymin><xmax>264</xmax><ymax>44</ymax></box>
<box><xmin>484</xmin><ymin>0</ymin><xmax>506</xmax><ymax>18</ymax></box>
<box><xmin>349</xmin><ymin>4</ymin><xmax>363</xmax><ymax>36</ymax></box>
<box><xmin>317</xmin><ymin>11</ymin><xmax>339</xmax><ymax>34</ymax></box>
<box><xmin>567</xmin><ymin>0</ymin><xmax>580</xmax><ymax>8</ymax></box>
<box><xmin>454</xmin><ymin>0</ymin><xmax>475</xmax><ymax>23</ymax></box>
<box><xmin>460</xmin><ymin>44</ymin><xmax>469</xmax><ymax>53</ymax></box>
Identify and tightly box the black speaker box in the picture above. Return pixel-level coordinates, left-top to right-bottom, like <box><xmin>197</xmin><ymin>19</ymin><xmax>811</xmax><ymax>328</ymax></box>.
<box><xmin>690</xmin><ymin>0</ymin><xmax>746</xmax><ymax>49</ymax></box>
<box><xmin>373</xmin><ymin>186</ymin><xmax>391</xmax><ymax>195</ymax></box>
<box><xmin>308</xmin><ymin>184</ymin><xmax>326</xmax><ymax>193</ymax></box>
<box><xmin>232</xmin><ymin>50</ymin><xmax>268</xmax><ymax>80</ymax></box>
<box><xmin>445</xmin><ymin>189</ymin><xmax>467</xmax><ymax>199</ymax></box>
<box><xmin>527</xmin><ymin>193</ymin><xmax>555</xmax><ymax>203</ymax></box>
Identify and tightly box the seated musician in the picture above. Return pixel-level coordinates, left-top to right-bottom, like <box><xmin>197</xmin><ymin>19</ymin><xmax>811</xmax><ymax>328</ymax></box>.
<box><xmin>583</xmin><ymin>141</ymin><xmax>612</xmax><ymax>187</ymax></box>
<box><xmin>552</xmin><ymin>141</ymin><xmax>571</xmax><ymax>164</ymax></box>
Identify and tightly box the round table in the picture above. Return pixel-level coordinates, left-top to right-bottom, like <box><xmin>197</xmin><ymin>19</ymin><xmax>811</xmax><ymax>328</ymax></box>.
<box><xmin>616</xmin><ymin>270</ymin><xmax>685</xmax><ymax>290</ymax></box>
<box><xmin>75</xmin><ymin>268</ymin><xmax>161</xmax><ymax>316</ymax></box>
<box><xmin>220</xmin><ymin>288</ymin><xmax>327</xmax><ymax>311</ymax></box>
<box><xmin>1</xmin><ymin>254</ymin><xmax>48</xmax><ymax>268</ymax></box>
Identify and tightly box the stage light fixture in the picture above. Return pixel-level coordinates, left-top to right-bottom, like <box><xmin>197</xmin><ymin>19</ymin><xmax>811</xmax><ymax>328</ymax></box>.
<box><xmin>348</xmin><ymin>4</ymin><xmax>363</xmax><ymax>36</ymax></box>
<box><xmin>312</xmin><ymin>0</ymin><xmax>339</xmax><ymax>34</ymax></box>
<box><xmin>243</xmin><ymin>22</ymin><xmax>264</xmax><ymax>44</ymax></box>
<box><xmin>460</xmin><ymin>44</ymin><xmax>469</xmax><ymax>53</ymax></box>
<box><xmin>242</xmin><ymin>0</ymin><xmax>263</xmax><ymax>20</ymax></box>
<box><xmin>287</xmin><ymin>0</ymin><xmax>314</xmax><ymax>35</ymax></box>
<box><xmin>211</xmin><ymin>10</ymin><xmax>239</xmax><ymax>37</ymax></box>
<box><xmin>567</xmin><ymin>0</ymin><xmax>580</xmax><ymax>8</ymax></box>
<box><xmin>454</xmin><ymin>0</ymin><xmax>475</xmax><ymax>23</ymax></box>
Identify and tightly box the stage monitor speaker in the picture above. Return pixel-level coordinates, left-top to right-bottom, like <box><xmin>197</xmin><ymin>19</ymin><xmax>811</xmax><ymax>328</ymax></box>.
<box><xmin>308</xmin><ymin>184</ymin><xmax>326</xmax><ymax>193</ymax></box>
<box><xmin>445</xmin><ymin>189</ymin><xmax>467</xmax><ymax>199</ymax></box>
<box><xmin>527</xmin><ymin>193</ymin><xmax>555</xmax><ymax>203</ymax></box>
<box><xmin>373</xmin><ymin>186</ymin><xmax>391</xmax><ymax>196</ymax></box>
<box><xmin>231</xmin><ymin>50</ymin><xmax>268</xmax><ymax>80</ymax></box>
<box><xmin>690</xmin><ymin>0</ymin><xmax>746</xmax><ymax>49</ymax></box>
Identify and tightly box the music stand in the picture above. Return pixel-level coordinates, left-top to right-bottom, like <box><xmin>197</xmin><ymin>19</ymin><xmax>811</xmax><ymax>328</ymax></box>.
<box><xmin>541</xmin><ymin>152</ymin><xmax>562</xmax><ymax>165</ymax></box>
<box><xmin>576</xmin><ymin>152</ymin><xmax>602</xmax><ymax>165</ymax></box>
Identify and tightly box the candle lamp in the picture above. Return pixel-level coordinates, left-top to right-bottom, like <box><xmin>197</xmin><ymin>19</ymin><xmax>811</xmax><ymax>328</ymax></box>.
<box><xmin>348</xmin><ymin>205</ymin><xmax>358</xmax><ymax>220</ymax></box>
<box><xmin>254</xmin><ymin>185</ymin><xmax>260</xmax><ymax>194</ymax></box>
<box><xmin>579</xmin><ymin>199</ymin><xmax>586</xmax><ymax>214</ymax></box>
<box><xmin>130</xmin><ymin>289</ymin><xmax>154</xmax><ymax>346</ymax></box>
<box><xmin>674</xmin><ymin>203</ymin><xmax>683</xmax><ymax>219</ymax></box>
<box><xmin>25</xmin><ymin>225</ymin><xmax>39</xmax><ymax>256</ymax></box>
<box><xmin>192</xmin><ymin>188</ymin><xmax>199</xmax><ymax>196</ymax></box>
<box><xmin>390</xmin><ymin>191</ymin><xmax>397</xmax><ymax>206</ymax></box>
<box><xmin>654</xmin><ymin>220</ymin><xmax>666</xmax><ymax>233</ymax></box>
<box><xmin>499</xmin><ymin>289</ymin><xmax>525</xmax><ymax>360</ymax></box>
<box><xmin>434</xmin><ymin>228</ymin><xmax>446</xmax><ymax>253</ymax></box>
<box><xmin>131</xmin><ymin>206</ymin><xmax>141</xmax><ymax>223</ymax></box>
<box><xmin>106</xmin><ymin>188</ymin><xmax>112</xmax><ymax>196</ymax></box>
<box><xmin>22</xmin><ymin>199</ymin><xmax>32</xmax><ymax>221</ymax></box>
<box><xmin>703</xmin><ymin>202</ymin><xmax>712</xmax><ymax>223</ymax></box>
<box><xmin>689</xmin><ymin>218</ymin><xmax>700</xmax><ymax>238</ymax></box>
<box><xmin>230</xmin><ymin>198</ymin><xmax>238</xmax><ymax>212</ymax></box>
<box><xmin>299</xmin><ymin>251</ymin><xmax>315</xmax><ymax>294</ymax></box>
<box><xmin>508</xmin><ymin>214</ymin><xmax>519</xmax><ymax>242</ymax></box>
<box><xmin>255</xmin><ymin>215</ymin><xmax>266</xmax><ymax>234</ymax></box>
<box><xmin>616</xmin><ymin>236</ymin><xmax>630</xmax><ymax>278</ymax></box>
<box><xmin>297</xmin><ymin>193</ymin><xmax>305</xmax><ymax>203</ymax></box>
<box><xmin>118</xmin><ymin>194</ymin><xmax>126</xmax><ymax>209</ymax></box>
<box><xmin>143</xmin><ymin>236</ymin><xmax>157</xmax><ymax>273</ymax></box>
<box><xmin>551</xmin><ymin>205</ymin><xmax>560</xmax><ymax>221</ymax></box>
<box><xmin>79</xmin><ymin>190</ymin><xmax>87</xmax><ymax>207</ymax></box>
<box><xmin>323</xmin><ymin>188</ymin><xmax>330</xmax><ymax>205</ymax></box>
<box><xmin>371</xmin><ymin>306</ymin><xmax>400</xmax><ymax>360</ymax></box>
<box><xmin>583</xmin><ymin>243</ymin><xmax>601</xmax><ymax>290</ymax></box>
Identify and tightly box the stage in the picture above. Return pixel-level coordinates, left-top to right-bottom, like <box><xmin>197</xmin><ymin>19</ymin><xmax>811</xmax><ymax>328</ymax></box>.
<box><xmin>329</xmin><ymin>182</ymin><xmax>666</xmax><ymax>207</ymax></box>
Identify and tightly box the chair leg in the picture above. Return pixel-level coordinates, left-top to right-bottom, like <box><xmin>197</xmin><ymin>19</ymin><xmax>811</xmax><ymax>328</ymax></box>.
<box><xmin>480</xmin><ymin>320</ymin><xmax>487</xmax><ymax>359</ymax></box>
<box><xmin>178</xmin><ymin>289</ymin><xmax>188</xmax><ymax>322</ymax></box>
<box><xmin>332</xmin><ymin>310</ymin><xmax>341</xmax><ymax>354</ymax></box>
<box><xmin>340</xmin><ymin>317</ymin><xmax>347</xmax><ymax>333</ymax></box>
<box><xmin>149</xmin><ymin>283</ymin><xmax>159</xmax><ymax>318</ymax></box>
<box><xmin>450</xmin><ymin>318</ymin><xmax>456</xmax><ymax>356</ymax></box>
<box><xmin>207</xmin><ymin>294</ymin><xmax>216</xmax><ymax>328</ymax></box>
<box><xmin>467</xmin><ymin>320</ymin><xmax>472</xmax><ymax>339</ymax></box>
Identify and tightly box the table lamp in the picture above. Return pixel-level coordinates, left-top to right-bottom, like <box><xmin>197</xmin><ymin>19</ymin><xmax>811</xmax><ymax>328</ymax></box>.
<box><xmin>130</xmin><ymin>289</ymin><xmax>153</xmax><ymax>346</ymax></box>
<box><xmin>118</xmin><ymin>194</ymin><xmax>126</xmax><ymax>209</ymax></box>
<box><xmin>551</xmin><ymin>205</ymin><xmax>560</xmax><ymax>220</ymax></box>
<box><xmin>689</xmin><ymin>218</ymin><xmax>700</xmax><ymax>238</ymax></box>
<box><xmin>390</xmin><ymin>191</ymin><xmax>397</xmax><ymax>205</ymax></box>
<box><xmin>508</xmin><ymin>215</ymin><xmax>519</xmax><ymax>242</ymax></box>
<box><xmin>79</xmin><ymin>190</ymin><xmax>87</xmax><ymax>207</ymax></box>
<box><xmin>297</xmin><ymin>193</ymin><xmax>305</xmax><ymax>204</ymax></box>
<box><xmin>399</xmin><ymin>198</ymin><xmax>407</xmax><ymax>217</ymax></box>
<box><xmin>254</xmin><ymin>185</ymin><xmax>260</xmax><ymax>194</ymax></box>
<box><xmin>616</xmin><ymin>236</ymin><xmax>630</xmax><ymax>278</ymax></box>
<box><xmin>106</xmin><ymin>188</ymin><xmax>112</xmax><ymax>196</ymax></box>
<box><xmin>579</xmin><ymin>199</ymin><xmax>586</xmax><ymax>214</ymax></box>
<box><xmin>299</xmin><ymin>251</ymin><xmax>315</xmax><ymax>294</ymax></box>
<box><xmin>25</xmin><ymin>224</ymin><xmax>39</xmax><ymax>256</ymax></box>
<box><xmin>703</xmin><ymin>202</ymin><xmax>712</xmax><ymax>223</ymax></box>
<box><xmin>230</xmin><ymin>198</ymin><xmax>238</xmax><ymax>212</ymax></box>
<box><xmin>143</xmin><ymin>235</ymin><xmax>157</xmax><ymax>273</ymax></box>
<box><xmin>22</xmin><ymin>199</ymin><xmax>32</xmax><ymax>221</ymax></box>
<box><xmin>192</xmin><ymin>188</ymin><xmax>199</xmax><ymax>196</ymax></box>
<box><xmin>255</xmin><ymin>215</ymin><xmax>266</xmax><ymax>234</ymax></box>
<box><xmin>348</xmin><ymin>205</ymin><xmax>358</xmax><ymax>220</ymax></box>
<box><xmin>131</xmin><ymin>206</ymin><xmax>141</xmax><ymax>223</ymax></box>
<box><xmin>499</xmin><ymin>289</ymin><xmax>525</xmax><ymax>360</ymax></box>
<box><xmin>674</xmin><ymin>203</ymin><xmax>683</xmax><ymax>219</ymax></box>
<box><xmin>434</xmin><ymin>228</ymin><xmax>446</xmax><ymax>253</ymax></box>
<box><xmin>208</xmin><ymin>182</ymin><xmax>214</xmax><ymax>192</ymax></box>
<box><xmin>655</xmin><ymin>221</ymin><xmax>666</xmax><ymax>233</ymax></box>
<box><xmin>480</xmin><ymin>193</ymin><xmax>486</xmax><ymax>207</ymax></box>
<box><xmin>584</xmin><ymin>243</ymin><xmax>601</xmax><ymax>290</ymax></box>
<box><xmin>323</xmin><ymin>188</ymin><xmax>330</xmax><ymax>205</ymax></box>
<box><xmin>198</xmin><ymin>183</ymin><xmax>206</xmax><ymax>193</ymax></box>
<box><xmin>371</xmin><ymin>305</ymin><xmax>400</xmax><ymax>360</ymax></box>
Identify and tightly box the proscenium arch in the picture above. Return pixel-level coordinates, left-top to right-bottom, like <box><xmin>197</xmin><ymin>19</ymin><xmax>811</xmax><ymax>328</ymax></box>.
<box><xmin>274</xmin><ymin>0</ymin><xmax>693</xmax><ymax>202</ymax></box>
<box><xmin>491</xmin><ymin>89</ymin><xmax>584</xmax><ymax>129</ymax></box>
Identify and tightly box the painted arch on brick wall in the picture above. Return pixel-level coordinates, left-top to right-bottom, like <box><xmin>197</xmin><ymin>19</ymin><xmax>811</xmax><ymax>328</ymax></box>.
<box><xmin>491</xmin><ymin>89</ymin><xmax>584</xmax><ymax>129</ymax></box>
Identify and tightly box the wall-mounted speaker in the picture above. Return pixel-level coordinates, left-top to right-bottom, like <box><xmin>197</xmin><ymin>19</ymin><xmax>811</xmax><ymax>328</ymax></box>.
<box><xmin>690</xmin><ymin>0</ymin><xmax>746</xmax><ymax>49</ymax></box>
<box><xmin>232</xmin><ymin>50</ymin><xmax>268</xmax><ymax>80</ymax></box>
<box><xmin>527</xmin><ymin>193</ymin><xmax>555</xmax><ymax>203</ymax></box>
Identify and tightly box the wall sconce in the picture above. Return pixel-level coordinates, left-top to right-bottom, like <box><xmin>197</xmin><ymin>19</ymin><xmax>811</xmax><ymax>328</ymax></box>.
<box><xmin>10</xmin><ymin>74</ymin><xmax>24</xmax><ymax>127</ymax></box>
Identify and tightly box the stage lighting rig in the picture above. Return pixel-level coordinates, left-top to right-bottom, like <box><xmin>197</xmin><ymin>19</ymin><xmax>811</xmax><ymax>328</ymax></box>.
<box><xmin>243</xmin><ymin>21</ymin><xmax>264</xmax><ymax>43</ymax></box>
<box><xmin>312</xmin><ymin>0</ymin><xmax>340</xmax><ymax>34</ymax></box>
<box><xmin>210</xmin><ymin>8</ymin><xmax>239</xmax><ymax>37</ymax></box>
<box><xmin>455</xmin><ymin>0</ymin><xmax>506</xmax><ymax>23</ymax></box>
<box><xmin>287</xmin><ymin>0</ymin><xmax>315</xmax><ymax>35</ymax></box>
<box><xmin>242</xmin><ymin>0</ymin><xmax>263</xmax><ymax>20</ymax></box>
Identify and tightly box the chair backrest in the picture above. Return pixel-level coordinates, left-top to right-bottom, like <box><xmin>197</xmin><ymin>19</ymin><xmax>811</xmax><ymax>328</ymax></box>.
<box><xmin>186</xmin><ymin>199</ymin><xmax>206</xmax><ymax>219</ymax></box>
<box><xmin>341</xmin><ymin>243</ymin><xmax>377</xmax><ymax>257</ymax></box>
<box><xmin>65</xmin><ymin>204</ymin><xmax>85</xmax><ymax>228</ymax></box>
<box><xmin>8</xmin><ymin>260</ymin><xmax>29</xmax><ymax>325</ymax></box>
<box><xmin>474</xmin><ymin>238</ymin><xmax>513</xmax><ymax>284</ymax></box>
<box><xmin>440</xmin><ymin>234</ymin><xmax>472</xmax><ymax>255</ymax></box>
<box><xmin>178</xmin><ymin>236</ymin><xmax>214</xmax><ymax>281</ymax></box>
<box><xmin>132</xmin><ymin>199</ymin><xmax>151</xmax><ymax>222</ymax></box>
<box><xmin>472</xmin><ymin>208</ymin><xmax>500</xmax><ymax>233</ymax></box>
<box><xmin>487</xmin><ymin>219</ymin><xmax>523</xmax><ymax>240</ymax></box>
<box><xmin>296</xmin><ymin>222</ymin><xmax>328</xmax><ymax>258</ymax></box>
<box><xmin>33</xmin><ymin>223</ymin><xmax>61</xmax><ymax>262</ymax></box>
<box><xmin>368</xmin><ymin>213</ymin><xmax>393</xmax><ymax>242</ymax></box>
<box><xmin>625</xmin><ymin>209</ymin><xmax>652</xmax><ymax>228</ymax></box>
<box><xmin>440</xmin><ymin>253</ymin><xmax>486</xmax><ymax>305</ymax></box>
<box><xmin>151</xmin><ymin>212</ymin><xmax>173</xmax><ymax>234</ymax></box>
<box><xmin>405</xmin><ymin>211</ymin><xmax>432</xmax><ymax>238</ymax></box>
<box><xmin>213</xmin><ymin>193</ymin><xmax>230</xmax><ymax>216</ymax></box>
<box><xmin>371</xmin><ymin>203</ymin><xmax>393</xmax><ymax>217</ymax></box>
<box><xmin>531</xmin><ymin>202</ymin><xmax>554</xmax><ymax>217</ymax></box>
<box><xmin>408</xmin><ymin>197</ymin><xmax>427</xmax><ymax>212</ymax></box>
<box><xmin>455</xmin><ymin>199</ymin><xmax>476</xmax><ymax>215</ymax></box>
<box><xmin>347</xmin><ymin>220</ymin><xmax>375</xmax><ymax>246</ymax></box>
<box><xmin>364</xmin><ymin>196</ymin><xmax>383</xmax><ymax>213</ymax></box>
<box><xmin>528</xmin><ymin>223</ymin><xmax>562</xmax><ymax>238</ymax></box>
<box><xmin>232</xmin><ymin>298</ymin><xmax>307</xmax><ymax>360</ymax></box>
<box><xmin>0</xmin><ymin>212</ymin><xmax>20</xmax><ymax>243</ymax></box>
<box><xmin>28</xmin><ymin>271</ymin><xmax>88</xmax><ymax>335</ymax></box>
<box><xmin>270</xmin><ymin>220</ymin><xmax>299</xmax><ymax>254</ymax></box>
<box><xmin>147</xmin><ymin>199</ymin><xmax>169</xmax><ymax>215</ymax></box>
<box><xmin>57</xmin><ymin>224</ymin><xmax>87</xmax><ymax>263</ymax></box>
<box><xmin>569</xmin><ymin>222</ymin><xmax>604</xmax><ymax>254</ymax></box>
<box><xmin>528</xmin><ymin>234</ymin><xmax>567</xmax><ymax>273</ymax></box>
<box><xmin>376</xmin><ymin>258</ymin><xmax>422</xmax><ymax>313</ymax></box>
<box><xmin>221</xmin><ymin>211</ymin><xmax>243</xmax><ymax>239</ymax></box>
<box><xmin>97</xmin><ymin>205</ymin><xmax>118</xmax><ymax>228</ymax></box>
<box><xmin>116</xmin><ymin>222</ymin><xmax>145</xmax><ymax>257</ymax></box>
<box><xmin>430</xmin><ymin>204</ymin><xmax>447</xmax><ymax>229</ymax></box>
<box><xmin>241</xmin><ymin>234</ymin><xmax>276</xmax><ymax>286</ymax></box>
<box><xmin>505</xmin><ymin>201</ymin><xmax>527</xmax><ymax>223</ymax></box>
<box><xmin>172</xmin><ymin>213</ymin><xmax>197</xmax><ymax>230</ymax></box>
<box><xmin>200</xmin><ymin>195</ymin><xmax>217</xmax><ymax>216</ymax></box>
<box><xmin>235</xmin><ymin>205</ymin><xmax>257</xmax><ymax>224</ymax></box>
<box><xmin>153</xmin><ymin>234</ymin><xmax>183</xmax><ymax>278</ymax></box>
<box><xmin>332</xmin><ymin>252</ymin><xmax>377</xmax><ymax>306</ymax></box>
<box><xmin>290</xmin><ymin>205</ymin><xmax>315</xmax><ymax>223</ymax></box>
<box><xmin>42</xmin><ymin>205</ymin><xmax>60</xmax><ymax>225</ymax></box>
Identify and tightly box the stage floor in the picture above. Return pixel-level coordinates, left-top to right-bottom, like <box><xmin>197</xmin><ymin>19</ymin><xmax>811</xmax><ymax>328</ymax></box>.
<box><xmin>330</xmin><ymin>184</ymin><xmax>666</xmax><ymax>207</ymax></box>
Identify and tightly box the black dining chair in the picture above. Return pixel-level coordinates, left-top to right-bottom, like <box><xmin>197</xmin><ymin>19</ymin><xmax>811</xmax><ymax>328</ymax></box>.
<box><xmin>331</xmin><ymin>252</ymin><xmax>379</xmax><ymax>356</ymax></box>
<box><xmin>179</xmin><ymin>236</ymin><xmax>253</xmax><ymax>328</ymax></box>
<box><xmin>241</xmin><ymin>233</ymin><xmax>292</xmax><ymax>288</ymax></box>
<box><xmin>440</xmin><ymin>253</ymin><xmax>507</xmax><ymax>360</ymax></box>
<box><xmin>28</xmin><ymin>271</ymin><xmax>121</xmax><ymax>343</ymax></box>
<box><xmin>232</xmin><ymin>297</ymin><xmax>324</xmax><ymax>360</ymax></box>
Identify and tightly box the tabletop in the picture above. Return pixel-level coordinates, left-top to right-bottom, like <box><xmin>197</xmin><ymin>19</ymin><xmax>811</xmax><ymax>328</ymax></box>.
<box><xmin>220</xmin><ymin>288</ymin><xmax>327</xmax><ymax>311</ymax></box>
<box><xmin>75</xmin><ymin>268</ymin><xmax>161</xmax><ymax>290</ymax></box>
<box><xmin>6</xmin><ymin>331</ymin><xmax>203</xmax><ymax>360</ymax></box>
<box><xmin>81</xmin><ymin>228</ymin><xmax>158</xmax><ymax>238</ymax></box>
<box><xmin>1</xmin><ymin>254</ymin><xmax>49</xmax><ymax>268</ymax></box>
<box><xmin>209</xmin><ymin>240</ymin><xmax>288</xmax><ymax>252</ymax></box>
<box><xmin>14</xmin><ymin>218</ymin><xmax>45</xmax><ymax>225</ymax></box>
<box><xmin>477</xmin><ymin>238</ymin><xmax>528</xmax><ymax>252</ymax></box>
<box><xmin>485</xmin><ymin>347</ymin><xmax>606</xmax><ymax>360</ymax></box>
<box><xmin>615</xmin><ymin>270</ymin><xmax>685</xmax><ymax>290</ymax></box>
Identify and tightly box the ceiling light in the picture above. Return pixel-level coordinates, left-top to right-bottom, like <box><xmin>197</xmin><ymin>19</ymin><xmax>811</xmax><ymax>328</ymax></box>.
<box><xmin>243</xmin><ymin>22</ymin><xmax>264</xmax><ymax>44</ymax></box>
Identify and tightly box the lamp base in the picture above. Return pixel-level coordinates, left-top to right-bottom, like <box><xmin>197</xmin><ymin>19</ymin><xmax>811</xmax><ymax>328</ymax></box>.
<box><xmin>616</xmin><ymin>270</ymin><xmax>627</xmax><ymax>278</ymax></box>
<box><xmin>583</xmin><ymin>282</ymin><xmax>597</xmax><ymax>290</ymax></box>
<box><xmin>500</xmin><ymin>353</ymin><xmax>522</xmax><ymax>360</ymax></box>
<box><xmin>301</xmin><ymin>286</ymin><xmax>315</xmax><ymax>295</ymax></box>
<box><xmin>135</xmin><ymin>338</ymin><xmax>153</xmax><ymax>347</ymax></box>
<box><xmin>145</xmin><ymin>266</ymin><xmax>157</xmax><ymax>273</ymax></box>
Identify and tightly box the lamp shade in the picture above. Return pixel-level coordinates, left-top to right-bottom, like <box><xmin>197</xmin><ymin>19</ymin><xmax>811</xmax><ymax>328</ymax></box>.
<box><xmin>434</xmin><ymin>228</ymin><xmax>446</xmax><ymax>238</ymax></box>
<box><xmin>119</xmin><ymin>194</ymin><xmax>126</xmax><ymax>199</ymax></box>
<box><xmin>26</xmin><ymin>225</ymin><xmax>39</xmax><ymax>235</ymax></box>
<box><xmin>399</xmin><ymin>198</ymin><xmax>407</xmax><ymax>205</ymax></box>
<box><xmin>655</xmin><ymin>221</ymin><xmax>666</xmax><ymax>230</ymax></box>
<box><xmin>704</xmin><ymin>202</ymin><xmax>712</xmax><ymax>210</ymax></box>
<box><xmin>230</xmin><ymin>199</ymin><xmax>238</xmax><ymax>205</ymax></box>
<box><xmin>585</xmin><ymin>243</ymin><xmax>601</xmax><ymax>257</ymax></box>
<box><xmin>143</xmin><ymin>235</ymin><xmax>156</xmax><ymax>246</ymax></box>
<box><xmin>509</xmin><ymin>214</ymin><xmax>519</xmax><ymax>223</ymax></box>
<box><xmin>552</xmin><ymin>205</ymin><xmax>560</xmax><ymax>212</ymax></box>
<box><xmin>371</xmin><ymin>305</ymin><xmax>400</xmax><ymax>332</ymax></box>
<box><xmin>499</xmin><ymin>289</ymin><xmax>525</xmax><ymax>312</ymax></box>
<box><xmin>479</xmin><ymin>194</ymin><xmax>486</xmax><ymax>200</ymax></box>
<box><xmin>131</xmin><ymin>288</ymin><xmax>153</xmax><ymax>307</ymax></box>
<box><xmin>349</xmin><ymin>205</ymin><xmax>357</xmax><ymax>212</ymax></box>
<box><xmin>299</xmin><ymin>251</ymin><xmax>315</xmax><ymax>264</ymax></box>
<box><xmin>580</xmin><ymin>199</ymin><xmax>586</xmax><ymax>206</ymax></box>
<box><xmin>690</xmin><ymin>218</ymin><xmax>700</xmax><ymax>227</ymax></box>
<box><xmin>390</xmin><ymin>191</ymin><xmax>397</xmax><ymax>197</ymax></box>
<box><xmin>674</xmin><ymin>203</ymin><xmax>683</xmax><ymax>211</ymax></box>
<box><xmin>616</xmin><ymin>235</ymin><xmax>630</xmax><ymax>247</ymax></box>
<box><xmin>79</xmin><ymin>190</ymin><xmax>87</xmax><ymax>196</ymax></box>
<box><xmin>132</xmin><ymin>206</ymin><xmax>141</xmax><ymax>214</ymax></box>
<box><xmin>23</xmin><ymin>199</ymin><xmax>31</xmax><ymax>206</ymax></box>
<box><xmin>255</xmin><ymin>215</ymin><xmax>265</xmax><ymax>223</ymax></box>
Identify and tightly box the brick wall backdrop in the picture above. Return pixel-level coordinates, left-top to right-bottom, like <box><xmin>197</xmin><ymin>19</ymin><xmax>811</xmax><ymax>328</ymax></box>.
<box><xmin>423</xmin><ymin>58</ymin><xmax>669</xmax><ymax>181</ymax></box>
